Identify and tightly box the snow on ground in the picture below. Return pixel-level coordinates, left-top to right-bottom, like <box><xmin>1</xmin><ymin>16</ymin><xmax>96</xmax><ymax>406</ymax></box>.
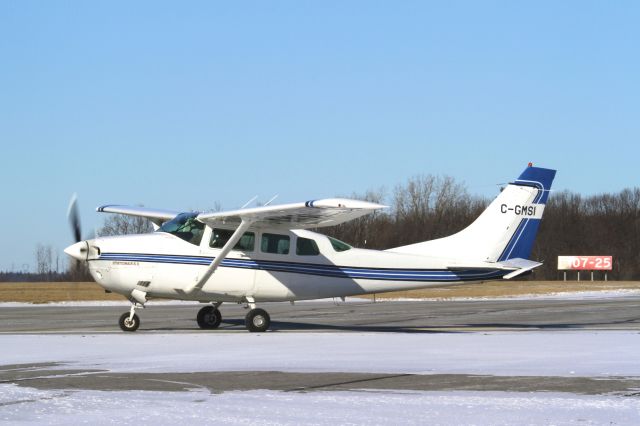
<box><xmin>0</xmin><ymin>299</ymin><xmax>361</xmax><ymax>307</ymax></box>
<box><xmin>0</xmin><ymin>300</ymin><xmax>198</xmax><ymax>308</ymax></box>
<box><xmin>3</xmin><ymin>331</ymin><xmax>639</xmax><ymax>424</ymax></box>
<box><xmin>1</xmin><ymin>384</ymin><xmax>639</xmax><ymax>425</ymax></box>
<box><xmin>377</xmin><ymin>288</ymin><xmax>640</xmax><ymax>302</ymax></box>
<box><xmin>1</xmin><ymin>331</ymin><xmax>639</xmax><ymax>377</ymax></box>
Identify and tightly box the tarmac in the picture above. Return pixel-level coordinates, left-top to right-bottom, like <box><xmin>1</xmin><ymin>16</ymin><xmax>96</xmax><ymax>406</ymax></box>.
<box><xmin>1</xmin><ymin>297</ymin><xmax>640</xmax><ymax>396</ymax></box>
<box><xmin>1</xmin><ymin>296</ymin><xmax>639</xmax><ymax>333</ymax></box>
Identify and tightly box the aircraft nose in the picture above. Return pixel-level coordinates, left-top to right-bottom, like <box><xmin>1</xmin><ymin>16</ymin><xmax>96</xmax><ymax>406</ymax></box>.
<box><xmin>64</xmin><ymin>241</ymin><xmax>88</xmax><ymax>261</ymax></box>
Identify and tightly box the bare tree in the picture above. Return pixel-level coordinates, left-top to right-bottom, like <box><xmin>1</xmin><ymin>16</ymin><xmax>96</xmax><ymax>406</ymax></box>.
<box><xmin>98</xmin><ymin>214</ymin><xmax>154</xmax><ymax>237</ymax></box>
<box><xmin>35</xmin><ymin>244</ymin><xmax>53</xmax><ymax>275</ymax></box>
<box><xmin>327</xmin><ymin>175</ymin><xmax>486</xmax><ymax>250</ymax></box>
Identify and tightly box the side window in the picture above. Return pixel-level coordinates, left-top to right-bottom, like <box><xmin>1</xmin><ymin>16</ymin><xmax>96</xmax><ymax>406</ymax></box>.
<box><xmin>261</xmin><ymin>233</ymin><xmax>290</xmax><ymax>255</ymax></box>
<box><xmin>236</xmin><ymin>232</ymin><xmax>255</xmax><ymax>251</ymax></box>
<box><xmin>296</xmin><ymin>237</ymin><xmax>320</xmax><ymax>256</ymax></box>
<box><xmin>210</xmin><ymin>229</ymin><xmax>255</xmax><ymax>251</ymax></box>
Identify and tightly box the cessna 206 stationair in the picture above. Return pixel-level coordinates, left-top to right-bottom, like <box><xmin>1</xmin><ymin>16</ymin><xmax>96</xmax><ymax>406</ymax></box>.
<box><xmin>65</xmin><ymin>164</ymin><xmax>555</xmax><ymax>332</ymax></box>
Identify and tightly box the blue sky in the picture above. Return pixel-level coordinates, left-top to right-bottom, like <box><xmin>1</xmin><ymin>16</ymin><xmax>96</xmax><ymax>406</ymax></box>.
<box><xmin>1</xmin><ymin>1</ymin><xmax>638</xmax><ymax>271</ymax></box>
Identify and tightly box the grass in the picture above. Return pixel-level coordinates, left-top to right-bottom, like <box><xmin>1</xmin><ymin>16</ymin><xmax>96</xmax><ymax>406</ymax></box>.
<box><xmin>0</xmin><ymin>282</ymin><xmax>125</xmax><ymax>303</ymax></box>
<box><xmin>361</xmin><ymin>280</ymin><xmax>640</xmax><ymax>300</ymax></box>
<box><xmin>0</xmin><ymin>280</ymin><xmax>639</xmax><ymax>303</ymax></box>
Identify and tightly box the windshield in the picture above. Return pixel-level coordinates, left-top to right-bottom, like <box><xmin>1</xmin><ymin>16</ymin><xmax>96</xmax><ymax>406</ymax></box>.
<box><xmin>157</xmin><ymin>212</ymin><xmax>204</xmax><ymax>245</ymax></box>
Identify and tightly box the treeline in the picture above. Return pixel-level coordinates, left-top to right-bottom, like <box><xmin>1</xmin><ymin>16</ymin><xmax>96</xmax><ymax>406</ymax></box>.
<box><xmin>325</xmin><ymin>177</ymin><xmax>640</xmax><ymax>280</ymax></box>
<box><xmin>8</xmin><ymin>175</ymin><xmax>640</xmax><ymax>282</ymax></box>
<box><xmin>533</xmin><ymin>189</ymin><xmax>640</xmax><ymax>280</ymax></box>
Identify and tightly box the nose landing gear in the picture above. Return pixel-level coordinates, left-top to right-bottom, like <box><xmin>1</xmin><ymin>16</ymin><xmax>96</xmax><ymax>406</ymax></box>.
<box><xmin>119</xmin><ymin>304</ymin><xmax>141</xmax><ymax>332</ymax></box>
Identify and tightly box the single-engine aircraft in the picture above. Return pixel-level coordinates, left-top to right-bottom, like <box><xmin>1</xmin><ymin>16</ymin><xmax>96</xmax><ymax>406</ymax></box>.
<box><xmin>65</xmin><ymin>164</ymin><xmax>555</xmax><ymax>332</ymax></box>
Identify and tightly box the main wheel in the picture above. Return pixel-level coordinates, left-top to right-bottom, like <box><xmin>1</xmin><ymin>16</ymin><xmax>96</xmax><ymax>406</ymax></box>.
<box><xmin>245</xmin><ymin>308</ymin><xmax>270</xmax><ymax>332</ymax></box>
<box><xmin>119</xmin><ymin>312</ymin><xmax>140</xmax><ymax>332</ymax></box>
<box><xmin>197</xmin><ymin>306</ymin><xmax>222</xmax><ymax>329</ymax></box>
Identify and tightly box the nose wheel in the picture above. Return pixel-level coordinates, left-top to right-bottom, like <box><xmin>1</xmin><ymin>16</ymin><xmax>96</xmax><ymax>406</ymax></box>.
<box><xmin>119</xmin><ymin>312</ymin><xmax>140</xmax><ymax>332</ymax></box>
<box><xmin>119</xmin><ymin>303</ymin><xmax>143</xmax><ymax>332</ymax></box>
<box><xmin>245</xmin><ymin>308</ymin><xmax>271</xmax><ymax>332</ymax></box>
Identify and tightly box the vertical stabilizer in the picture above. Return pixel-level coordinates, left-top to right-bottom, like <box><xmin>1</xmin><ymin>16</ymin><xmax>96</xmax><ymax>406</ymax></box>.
<box><xmin>388</xmin><ymin>165</ymin><xmax>556</xmax><ymax>263</ymax></box>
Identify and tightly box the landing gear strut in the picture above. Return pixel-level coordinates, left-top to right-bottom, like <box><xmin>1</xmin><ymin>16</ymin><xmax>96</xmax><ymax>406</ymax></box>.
<box><xmin>197</xmin><ymin>305</ymin><xmax>222</xmax><ymax>329</ymax></box>
<box><xmin>119</xmin><ymin>304</ymin><xmax>141</xmax><ymax>332</ymax></box>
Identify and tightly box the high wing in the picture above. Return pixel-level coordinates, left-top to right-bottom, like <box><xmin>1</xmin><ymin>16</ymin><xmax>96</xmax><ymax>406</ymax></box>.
<box><xmin>196</xmin><ymin>198</ymin><xmax>387</xmax><ymax>230</ymax></box>
<box><xmin>185</xmin><ymin>198</ymin><xmax>386</xmax><ymax>293</ymax></box>
<box><xmin>96</xmin><ymin>205</ymin><xmax>181</xmax><ymax>227</ymax></box>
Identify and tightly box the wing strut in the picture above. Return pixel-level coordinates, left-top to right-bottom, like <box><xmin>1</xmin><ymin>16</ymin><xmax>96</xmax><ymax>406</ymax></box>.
<box><xmin>186</xmin><ymin>219</ymin><xmax>254</xmax><ymax>294</ymax></box>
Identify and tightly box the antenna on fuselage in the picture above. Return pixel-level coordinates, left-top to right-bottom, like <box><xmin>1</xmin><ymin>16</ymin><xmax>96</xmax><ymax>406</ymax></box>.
<box><xmin>240</xmin><ymin>195</ymin><xmax>258</xmax><ymax>209</ymax></box>
<box><xmin>263</xmin><ymin>194</ymin><xmax>279</xmax><ymax>206</ymax></box>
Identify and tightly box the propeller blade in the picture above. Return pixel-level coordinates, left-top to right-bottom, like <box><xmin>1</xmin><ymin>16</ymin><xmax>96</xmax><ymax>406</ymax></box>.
<box><xmin>67</xmin><ymin>193</ymin><xmax>82</xmax><ymax>243</ymax></box>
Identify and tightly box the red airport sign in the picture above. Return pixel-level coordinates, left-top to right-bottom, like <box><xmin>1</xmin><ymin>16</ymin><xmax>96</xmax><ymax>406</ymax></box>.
<box><xmin>557</xmin><ymin>256</ymin><xmax>612</xmax><ymax>271</ymax></box>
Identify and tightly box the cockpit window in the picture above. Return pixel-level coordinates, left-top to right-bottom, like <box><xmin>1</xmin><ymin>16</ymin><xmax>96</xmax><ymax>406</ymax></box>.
<box><xmin>157</xmin><ymin>212</ymin><xmax>204</xmax><ymax>246</ymax></box>
<box><xmin>328</xmin><ymin>236</ymin><xmax>351</xmax><ymax>252</ymax></box>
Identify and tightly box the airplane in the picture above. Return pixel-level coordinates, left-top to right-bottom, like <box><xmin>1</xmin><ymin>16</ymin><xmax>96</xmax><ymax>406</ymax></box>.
<box><xmin>64</xmin><ymin>164</ymin><xmax>555</xmax><ymax>332</ymax></box>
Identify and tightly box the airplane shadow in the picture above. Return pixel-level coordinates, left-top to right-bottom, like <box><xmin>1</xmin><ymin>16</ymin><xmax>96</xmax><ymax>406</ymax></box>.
<box><xmin>217</xmin><ymin>319</ymin><xmax>465</xmax><ymax>333</ymax></box>
<box><xmin>218</xmin><ymin>316</ymin><xmax>640</xmax><ymax>333</ymax></box>
<box><xmin>462</xmin><ymin>316</ymin><xmax>640</xmax><ymax>330</ymax></box>
<box><xmin>147</xmin><ymin>316</ymin><xmax>640</xmax><ymax>333</ymax></box>
<box><xmin>146</xmin><ymin>313</ymin><xmax>640</xmax><ymax>333</ymax></box>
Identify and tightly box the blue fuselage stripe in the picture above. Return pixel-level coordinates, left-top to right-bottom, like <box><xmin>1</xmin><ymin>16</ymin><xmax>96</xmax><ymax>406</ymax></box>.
<box><xmin>97</xmin><ymin>253</ymin><xmax>506</xmax><ymax>282</ymax></box>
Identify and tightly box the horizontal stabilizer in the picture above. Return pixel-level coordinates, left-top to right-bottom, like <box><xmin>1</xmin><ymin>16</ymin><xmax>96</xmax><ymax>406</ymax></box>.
<box><xmin>446</xmin><ymin>257</ymin><xmax>542</xmax><ymax>279</ymax></box>
<box><xmin>497</xmin><ymin>258</ymin><xmax>543</xmax><ymax>279</ymax></box>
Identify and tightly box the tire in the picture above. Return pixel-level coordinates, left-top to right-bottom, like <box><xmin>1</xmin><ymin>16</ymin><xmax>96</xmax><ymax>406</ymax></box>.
<box><xmin>245</xmin><ymin>308</ymin><xmax>270</xmax><ymax>332</ymax></box>
<box><xmin>119</xmin><ymin>312</ymin><xmax>140</xmax><ymax>332</ymax></box>
<box><xmin>197</xmin><ymin>306</ymin><xmax>222</xmax><ymax>329</ymax></box>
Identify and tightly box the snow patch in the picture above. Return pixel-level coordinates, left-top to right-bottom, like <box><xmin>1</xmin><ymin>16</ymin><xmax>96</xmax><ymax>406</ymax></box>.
<box><xmin>1</xmin><ymin>384</ymin><xmax>639</xmax><ymax>425</ymax></box>
<box><xmin>1</xmin><ymin>331</ymin><xmax>639</xmax><ymax>377</ymax></box>
<box><xmin>380</xmin><ymin>289</ymin><xmax>640</xmax><ymax>301</ymax></box>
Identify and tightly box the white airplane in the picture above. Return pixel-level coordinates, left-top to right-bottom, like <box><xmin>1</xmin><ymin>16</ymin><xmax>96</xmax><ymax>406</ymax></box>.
<box><xmin>65</xmin><ymin>164</ymin><xmax>555</xmax><ymax>332</ymax></box>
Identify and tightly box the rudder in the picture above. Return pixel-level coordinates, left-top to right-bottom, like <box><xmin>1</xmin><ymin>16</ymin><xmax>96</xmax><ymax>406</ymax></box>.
<box><xmin>496</xmin><ymin>165</ymin><xmax>555</xmax><ymax>261</ymax></box>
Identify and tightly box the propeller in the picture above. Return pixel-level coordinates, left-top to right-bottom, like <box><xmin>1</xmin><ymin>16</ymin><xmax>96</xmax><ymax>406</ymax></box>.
<box><xmin>64</xmin><ymin>193</ymin><xmax>89</xmax><ymax>264</ymax></box>
<box><xmin>67</xmin><ymin>193</ymin><xmax>82</xmax><ymax>243</ymax></box>
<box><xmin>64</xmin><ymin>194</ymin><xmax>97</xmax><ymax>284</ymax></box>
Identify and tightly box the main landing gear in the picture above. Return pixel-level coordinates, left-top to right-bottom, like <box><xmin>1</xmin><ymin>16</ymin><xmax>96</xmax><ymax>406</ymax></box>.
<box><xmin>245</xmin><ymin>308</ymin><xmax>270</xmax><ymax>333</ymax></box>
<box><xmin>242</xmin><ymin>297</ymin><xmax>271</xmax><ymax>332</ymax></box>
<box><xmin>195</xmin><ymin>299</ymin><xmax>271</xmax><ymax>332</ymax></box>
<box><xmin>197</xmin><ymin>304</ymin><xmax>222</xmax><ymax>329</ymax></box>
<box><xmin>118</xmin><ymin>299</ymin><xmax>272</xmax><ymax>332</ymax></box>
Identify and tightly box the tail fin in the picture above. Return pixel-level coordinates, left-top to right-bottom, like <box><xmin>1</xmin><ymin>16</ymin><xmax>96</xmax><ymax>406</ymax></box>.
<box><xmin>389</xmin><ymin>165</ymin><xmax>556</xmax><ymax>263</ymax></box>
